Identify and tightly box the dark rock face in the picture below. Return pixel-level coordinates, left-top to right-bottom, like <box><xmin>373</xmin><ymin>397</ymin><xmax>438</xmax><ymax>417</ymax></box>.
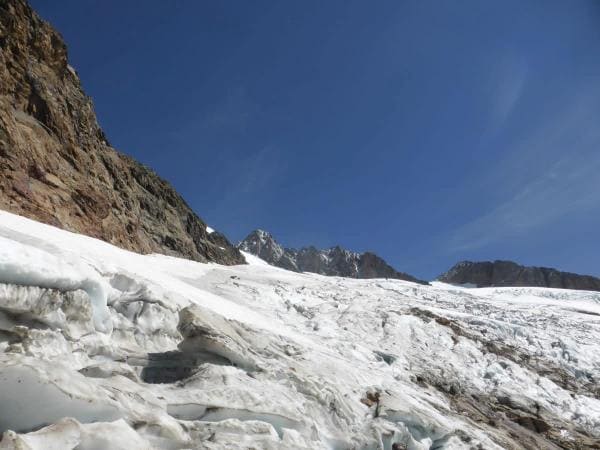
<box><xmin>239</xmin><ymin>230</ymin><xmax>428</xmax><ymax>284</ymax></box>
<box><xmin>0</xmin><ymin>0</ymin><xmax>243</xmax><ymax>265</ymax></box>
<box><xmin>439</xmin><ymin>260</ymin><xmax>600</xmax><ymax>292</ymax></box>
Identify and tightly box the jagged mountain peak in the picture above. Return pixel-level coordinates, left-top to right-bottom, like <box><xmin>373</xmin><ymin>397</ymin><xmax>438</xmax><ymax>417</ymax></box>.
<box><xmin>239</xmin><ymin>229</ymin><xmax>283</xmax><ymax>253</ymax></box>
<box><xmin>248</xmin><ymin>229</ymin><xmax>273</xmax><ymax>240</ymax></box>
<box><xmin>238</xmin><ymin>229</ymin><xmax>428</xmax><ymax>284</ymax></box>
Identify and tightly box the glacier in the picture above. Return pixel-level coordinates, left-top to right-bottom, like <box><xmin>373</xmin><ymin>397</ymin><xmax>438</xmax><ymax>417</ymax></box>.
<box><xmin>0</xmin><ymin>210</ymin><xmax>598</xmax><ymax>449</ymax></box>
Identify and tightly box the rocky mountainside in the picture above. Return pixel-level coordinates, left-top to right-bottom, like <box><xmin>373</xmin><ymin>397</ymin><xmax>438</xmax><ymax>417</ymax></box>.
<box><xmin>0</xmin><ymin>0</ymin><xmax>243</xmax><ymax>265</ymax></box>
<box><xmin>439</xmin><ymin>260</ymin><xmax>600</xmax><ymax>292</ymax></box>
<box><xmin>239</xmin><ymin>229</ymin><xmax>428</xmax><ymax>284</ymax></box>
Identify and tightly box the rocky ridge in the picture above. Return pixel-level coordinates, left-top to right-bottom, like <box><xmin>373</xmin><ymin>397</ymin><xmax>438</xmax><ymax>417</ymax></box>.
<box><xmin>0</xmin><ymin>0</ymin><xmax>243</xmax><ymax>265</ymax></box>
<box><xmin>439</xmin><ymin>260</ymin><xmax>600</xmax><ymax>292</ymax></box>
<box><xmin>238</xmin><ymin>229</ymin><xmax>428</xmax><ymax>284</ymax></box>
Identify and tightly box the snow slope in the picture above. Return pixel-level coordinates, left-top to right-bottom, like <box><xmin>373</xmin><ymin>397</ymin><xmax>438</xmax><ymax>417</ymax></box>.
<box><xmin>0</xmin><ymin>210</ymin><xmax>598</xmax><ymax>449</ymax></box>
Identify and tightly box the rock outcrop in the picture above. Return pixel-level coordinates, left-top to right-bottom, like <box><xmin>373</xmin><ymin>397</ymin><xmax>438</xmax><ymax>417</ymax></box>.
<box><xmin>0</xmin><ymin>0</ymin><xmax>244</xmax><ymax>265</ymax></box>
<box><xmin>239</xmin><ymin>229</ymin><xmax>428</xmax><ymax>284</ymax></box>
<box><xmin>438</xmin><ymin>260</ymin><xmax>600</xmax><ymax>292</ymax></box>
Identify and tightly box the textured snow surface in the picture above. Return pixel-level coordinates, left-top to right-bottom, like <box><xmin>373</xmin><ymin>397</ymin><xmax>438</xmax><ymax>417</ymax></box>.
<box><xmin>0</xmin><ymin>210</ymin><xmax>598</xmax><ymax>449</ymax></box>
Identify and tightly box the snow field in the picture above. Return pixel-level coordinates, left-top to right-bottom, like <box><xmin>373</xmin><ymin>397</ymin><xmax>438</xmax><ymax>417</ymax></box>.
<box><xmin>0</xmin><ymin>210</ymin><xmax>598</xmax><ymax>449</ymax></box>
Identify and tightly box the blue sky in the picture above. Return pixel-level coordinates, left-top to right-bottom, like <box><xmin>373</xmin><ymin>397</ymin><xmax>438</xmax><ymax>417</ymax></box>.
<box><xmin>32</xmin><ymin>0</ymin><xmax>600</xmax><ymax>279</ymax></box>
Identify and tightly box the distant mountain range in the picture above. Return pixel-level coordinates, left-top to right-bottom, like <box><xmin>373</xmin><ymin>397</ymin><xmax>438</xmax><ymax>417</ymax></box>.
<box><xmin>438</xmin><ymin>260</ymin><xmax>600</xmax><ymax>292</ymax></box>
<box><xmin>238</xmin><ymin>229</ymin><xmax>428</xmax><ymax>284</ymax></box>
<box><xmin>239</xmin><ymin>231</ymin><xmax>600</xmax><ymax>291</ymax></box>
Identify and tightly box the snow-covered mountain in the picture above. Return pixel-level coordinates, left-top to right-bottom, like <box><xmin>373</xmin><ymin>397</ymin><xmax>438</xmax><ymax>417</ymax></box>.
<box><xmin>0</xmin><ymin>211</ymin><xmax>599</xmax><ymax>449</ymax></box>
<box><xmin>439</xmin><ymin>260</ymin><xmax>600</xmax><ymax>292</ymax></box>
<box><xmin>239</xmin><ymin>230</ymin><xmax>428</xmax><ymax>284</ymax></box>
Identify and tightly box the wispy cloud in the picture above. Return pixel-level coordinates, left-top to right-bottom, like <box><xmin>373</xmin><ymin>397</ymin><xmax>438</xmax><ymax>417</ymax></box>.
<box><xmin>198</xmin><ymin>86</ymin><xmax>258</xmax><ymax>135</ymax></box>
<box><xmin>204</xmin><ymin>145</ymin><xmax>288</xmax><ymax>229</ymax></box>
<box><xmin>162</xmin><ymin>84</ymin><xmax>287</xmax><ymax>236</ymax></box>
<box><xmin>487</xmin><ymin>53</ymin><xmax>529</xmax><ymax>133</ymax></box>
<box><xmin>234</xmin><ymin>145</ymin><xmax>286</xmax><ymax>195</ymax></box>
<box><xmin>449</xmin><ymin>86</ymin><xmax>600</xmax><ymax>251</ymax></box>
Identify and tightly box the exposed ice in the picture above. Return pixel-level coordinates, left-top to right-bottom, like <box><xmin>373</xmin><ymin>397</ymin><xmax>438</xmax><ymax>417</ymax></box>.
<box><xmin>0</xmin><ymin>210</ymin><xmax>598</xmax><ymax>449</ymax></box>
<box><xmin>0</xmin><ymin>236</ymin><xmax>111</xmax><ymax>332</ymax></box>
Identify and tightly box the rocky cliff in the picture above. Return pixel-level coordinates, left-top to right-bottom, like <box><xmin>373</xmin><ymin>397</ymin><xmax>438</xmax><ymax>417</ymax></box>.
<box><xmin>0</xmin><ymin>0</ymin><xmax>244</xmax><ymax>265</ymax></box>
<box><xmin>239</xmin><ymin>229</ymin><xmax>428</xmax><ymax>284</ymax></box>
<box><xmin>438</xmin><ymin>260</ymin><xmax>600</xmax><ymax>292</ymax></box>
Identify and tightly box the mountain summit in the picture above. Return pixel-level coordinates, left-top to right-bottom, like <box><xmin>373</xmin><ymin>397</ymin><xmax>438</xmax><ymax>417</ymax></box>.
<box><xmin>0</xmin><ymin>0</ymin><xmax>243</xmax><ymax>265</ymax></box>
<box><xmin>239</xmin><ymin>229</ymin><xmax>428</xmax><ymax>284</ymax></box>
<box><xmin>438</xmin><ymin>260</ymin><xmax>600</xmax><ymax>292</ymax></box>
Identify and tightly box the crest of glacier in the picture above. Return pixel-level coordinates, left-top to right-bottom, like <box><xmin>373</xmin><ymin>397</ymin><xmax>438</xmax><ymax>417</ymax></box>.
<box><xmin>0</xmin><ymin>210</ymin><xmax>598</xmax><ymax>449</ymax></box>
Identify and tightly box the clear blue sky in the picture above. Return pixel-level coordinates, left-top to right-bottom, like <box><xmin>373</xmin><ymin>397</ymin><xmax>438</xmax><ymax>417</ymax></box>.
<box><xmin>32</xmin><ymin>0</ymin><xmax>600</xmax><ymax>280</ymax></box>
